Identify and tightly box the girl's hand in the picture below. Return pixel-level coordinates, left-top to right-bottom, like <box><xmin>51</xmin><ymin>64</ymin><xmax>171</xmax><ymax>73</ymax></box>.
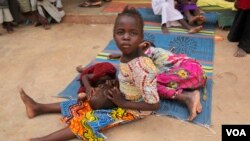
<box><xmin>106</xmin><ymin>87</ymin><xmax>125</xmax><ymax>107</ymax></box>
<box><xmin>78</xmin><ymin>92</ymin><xmax>87</xmax><ymax>102</ymax></box>
<box><xmin>108</xmin><ymin>54</ymin><xmax>121</xmax><ymax>59</ymax></box>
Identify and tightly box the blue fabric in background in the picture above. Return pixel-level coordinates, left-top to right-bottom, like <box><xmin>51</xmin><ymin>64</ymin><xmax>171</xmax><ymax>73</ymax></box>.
<box><xmin>58</xmin><ymin>31</ymin><xmax>214</xmax><ymax>126</ymax></box>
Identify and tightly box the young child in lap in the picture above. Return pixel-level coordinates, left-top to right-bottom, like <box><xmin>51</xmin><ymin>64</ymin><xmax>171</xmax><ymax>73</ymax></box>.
<box><xmin>76</xmin><ymin>62</ymin><xmax>117</xmax><ymax>94</ymax></box>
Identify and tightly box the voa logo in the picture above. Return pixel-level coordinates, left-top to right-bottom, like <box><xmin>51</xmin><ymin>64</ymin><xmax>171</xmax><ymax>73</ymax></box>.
<box><xmin>226</xmin><ymin>129</ymin><xmax>246</xmax><ymax>136</ymax></box>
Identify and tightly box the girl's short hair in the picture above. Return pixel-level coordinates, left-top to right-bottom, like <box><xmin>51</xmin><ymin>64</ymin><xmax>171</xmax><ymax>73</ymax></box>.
<box><xmin>114</xmin><ymin>6</ymin><xmax>144</xmax><ymax>35</ymax></box>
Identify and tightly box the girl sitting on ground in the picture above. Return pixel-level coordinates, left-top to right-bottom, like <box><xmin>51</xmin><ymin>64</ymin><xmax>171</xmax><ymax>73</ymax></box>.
<box><xmin>19</xmin><ymin>7</ymin><xmax>161</xmax><ymax>140</ymax></box>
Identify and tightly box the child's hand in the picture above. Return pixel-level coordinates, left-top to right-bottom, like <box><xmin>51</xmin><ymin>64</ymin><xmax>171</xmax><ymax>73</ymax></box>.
<box><xmin>108</xmin><ymin>54</ymin><xmax>121</xmax><ymax>60</ymax></box>
<box><xmin>106</xmin><ymin>87</ymin><xmax>125</xmax><ymax>107</ymax></box>
<box><xmin>108</xmin><ymin>54</ymin><xmax>115</xmax><ymax>59</ymax></box>
<box><xmin>78</xmin><ymin>92</ymin><xmax>87</xmax><ymax>102</ymax></box>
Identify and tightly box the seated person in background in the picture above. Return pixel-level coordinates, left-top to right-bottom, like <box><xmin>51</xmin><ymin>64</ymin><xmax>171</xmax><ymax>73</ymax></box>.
<box><xmin>30</xmin><ymin>0</ymin><xmax>65</xmax><ymax>29</ymax></box>
<box><xmin>151</xmin><ymin>0</ymin><xmax>203</xmax><ymax>34</ymax></box>
<box><xmin>176</xmin><ymin>0</ymin><xmax>206</xmax><ymax>25</ymax></box>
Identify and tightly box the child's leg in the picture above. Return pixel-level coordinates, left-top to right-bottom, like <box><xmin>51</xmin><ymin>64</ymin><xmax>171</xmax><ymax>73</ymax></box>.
<box><xmin>30</xmin><ymin>0</ymin><xmax>38</xmax><ymax>11</ymax></box>
<box><xmin>2</xmin><ymin>8</ymin><xmax>14</xmax><ymax>33</ymax></box>
<box><xmin>192</xmin><ymin>8</ymin><xmax>206</xmax><ymax>25</ymax></box>
<box><xmin>4</xmin><ymin>22</ymin><xmax>14</xmax><ymax>33</ymax></box>
<box><xmin>19</xmin><ymin>88</ymin><xmax>61</xmax><ymax>118</ymax></box>
<box><xmin>161</xmin><ymin>23</ymin><xmax>169</xmax><ymax>34</ymax></box>
<box><xmin>30</xmin><ymin>127</ymin><xmax>76</xmax><ymax>141</ymax></box>
<box><xmin>178</xmin><ymin>19</ymin><xmax>203</xmax><ymax>34</ymax></box>
<box><xmin>183</xmin><ymin>10</ymin><xmax>200</xmax><ymax>25</ymax></box>
<box><xmin>36</xmin><ymin>3</ymin><xmax>50</xmax><ymax>30</ymax></box>
<box><xmin>175</xmin><ymin>90</ymin><xmax>202</xmax><ymax>121</ymax></box>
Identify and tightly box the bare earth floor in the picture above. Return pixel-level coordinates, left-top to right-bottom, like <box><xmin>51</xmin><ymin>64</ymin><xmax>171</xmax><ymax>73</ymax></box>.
<box><xmin>0</xmin><ymin>23</ymin><xmax>250</xmax><ymax>141</ymax></box>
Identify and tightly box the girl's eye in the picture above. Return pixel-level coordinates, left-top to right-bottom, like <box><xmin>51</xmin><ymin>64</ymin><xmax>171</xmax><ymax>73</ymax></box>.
<box><xmin>116</xmin><ymin>30</ymin><xmax>124</xmax><ymax>35</ymax></box>
<box><xmin>130</xmin><ymin>32</ymin><xmax>138</xmax><ymax>36</ymax></box>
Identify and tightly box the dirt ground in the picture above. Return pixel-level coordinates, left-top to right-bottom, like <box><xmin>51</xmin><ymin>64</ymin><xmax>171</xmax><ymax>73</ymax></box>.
<box><xmin>0</xmin><ymin>21</ymin><xmax>250</xmax><ymax>141</ymax></box>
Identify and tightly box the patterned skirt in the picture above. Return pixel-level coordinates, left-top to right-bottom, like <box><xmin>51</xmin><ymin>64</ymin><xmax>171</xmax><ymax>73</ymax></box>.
<box><xmin>157</xmin><ymin>54</ymin><xmax>207</xmax><ymax>99</ymax></box>
<box><xmin>60</xmin><ymin>100</ymin><xmax>139</xmax><ymax>141</ymax></box>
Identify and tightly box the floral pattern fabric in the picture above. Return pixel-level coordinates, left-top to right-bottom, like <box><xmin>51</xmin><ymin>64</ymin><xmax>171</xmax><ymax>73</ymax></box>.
<box><xmin>144</xmin><ymin>47</ymin><xmax>207</xmax><ymax>99</ymax></box>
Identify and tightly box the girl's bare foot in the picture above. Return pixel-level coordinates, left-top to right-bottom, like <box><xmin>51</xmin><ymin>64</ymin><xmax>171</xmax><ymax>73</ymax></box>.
<box><xmin>188</xmin><ymin>15</ymin><xmax>200</xmax><ymax>25</ymax></box>
<box><xmin>176</xmin><ymin>90</ymin><xmax>202</xmax><ymax>121</ymax></box>
<box><xmin>234</xmin><ymin>48</ymin><xmax>247</xmax><ymax>57</ymax></box>
<box><xmin>182</xmin><ymin>90</ymin><xmax>202</xmax><ymax>121</ymax></box>
<box><xmin>188</xmin><ymin>25</ymin><xmax>203</xmax><ymax>34</ymax></box>
<box><xmin>19</xmin><ymin>88</ymin><xmax>40</xmax><ymax>118</ymax></box>
<box><xmin>161</xmin><ymin>23</ymin><xmax>169</xmax><ymax>34</ymax></box>
<box><xmin>197</xmin><ymin>15</ymin><xmax>206</xmax><ymax>25</ymax></box>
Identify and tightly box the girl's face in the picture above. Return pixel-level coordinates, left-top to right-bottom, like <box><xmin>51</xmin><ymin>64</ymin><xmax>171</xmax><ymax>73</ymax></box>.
<box><xmin>113</xmin><ymin>15</ymin><xmax>143</xmax><ymax>56</ymax></box>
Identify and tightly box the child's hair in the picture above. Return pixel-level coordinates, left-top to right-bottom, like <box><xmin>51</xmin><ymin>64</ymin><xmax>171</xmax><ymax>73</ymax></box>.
<box><xmin>114</xmin><ymin>6</ymin><xmax>144</xmax><ymax>35</ymax></box>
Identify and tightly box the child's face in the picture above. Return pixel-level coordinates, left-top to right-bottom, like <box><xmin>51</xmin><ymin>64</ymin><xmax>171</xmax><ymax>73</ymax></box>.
<box><xmin>114</xmin><ymin>15</ymin><xmax>143</xmax><ymax>56</ymax></box>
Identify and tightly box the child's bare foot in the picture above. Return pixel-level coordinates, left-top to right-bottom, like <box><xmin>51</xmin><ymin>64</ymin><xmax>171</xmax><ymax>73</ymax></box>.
<box><xmin>5</xmin><ymin>22</ymin><xmax>14</xmax><ymax>33</ymax></box>
<box><xmin>188</xmin><ymin>25</ymin><xmax>203</xmax><ymax>34</ymax></box>
<box><xmin>197</xmin><ymin>15</ymin><xmax>206</xmax><ymax>25</ymax></box>
<box><xmin>234</xmin><ymin>48</ymin><xmax>247</xmax><ymax>57</ymax></box>
<box><xmin>19</xmin><ymin>88</ymin><xmax>40</xmax><ymax>118</ymax></box>
<box><xmin>76</xmin><ymin>65</ymin><xmax>85</xmax><ymax>73</ymax></box>
<box><xmin>182</xmin><ymin>90</ymin><xmax>202</xmax><ymax>121</ymax></box>
<box><xmin>161</xmin><ymin>23</ymin><xmax>169</xmax><ymax>34</ymax></box>
<box><xmin>38</xmin><ymin>15</ymin><xmax>50</xmax><ymax>30</ymax></box>
<box><xmin>188</xmin><ymin>15</ymin><xmax>200</xmax><ymax>25</ymax></box>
